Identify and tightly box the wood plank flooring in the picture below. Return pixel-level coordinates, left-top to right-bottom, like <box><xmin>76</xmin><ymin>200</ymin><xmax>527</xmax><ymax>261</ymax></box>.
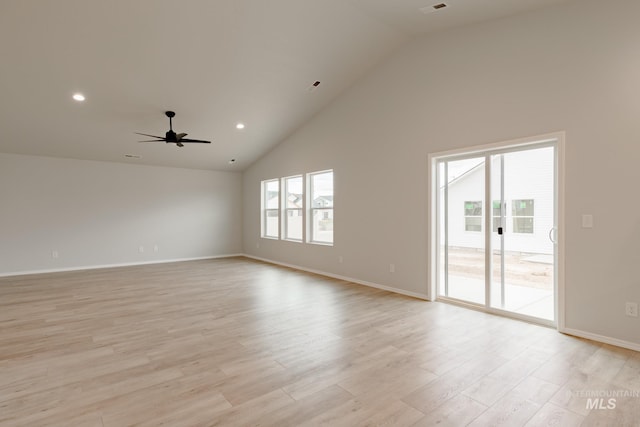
<box><xmin>1</xmin><ymin>257</ymin><xmax>638</xmax><ymax>426</ymax></box>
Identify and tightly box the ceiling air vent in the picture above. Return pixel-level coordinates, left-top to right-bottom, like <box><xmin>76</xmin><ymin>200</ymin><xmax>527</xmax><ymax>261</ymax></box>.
<box><xmin>307</xmin><ymin>80</ymin><xmax>321</xmax><ymax>92</ymax></box>
<box><xmin>124</xmin><ymin>154</ymin><xmax>141</xmax><ymax>159</ymax></box>
<box><xmin>420</xmin><ymin>3</ymin><xmax>448</xmax><ymax>14</ymax></box>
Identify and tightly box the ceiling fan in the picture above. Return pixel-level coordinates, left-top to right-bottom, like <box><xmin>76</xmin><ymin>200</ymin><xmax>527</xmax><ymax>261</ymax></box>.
<box><xmin>136</xmin><ymin>111</ymin><xmax>211</xmax><ymax>147</ymax></box>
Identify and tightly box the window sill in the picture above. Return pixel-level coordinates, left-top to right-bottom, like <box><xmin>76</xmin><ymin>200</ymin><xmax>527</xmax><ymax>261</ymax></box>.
<box><xmin>308</xmin><ymin>241</ymin><xmax>333</xmax><ymax>247</ymax></box>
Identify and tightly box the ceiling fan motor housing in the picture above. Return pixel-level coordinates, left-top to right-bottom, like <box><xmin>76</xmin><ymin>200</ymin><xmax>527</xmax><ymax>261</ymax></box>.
<box><xmin>165</xmin><ymin>130</ymin><xmax>177</xmax><ymax>142</ymax></box>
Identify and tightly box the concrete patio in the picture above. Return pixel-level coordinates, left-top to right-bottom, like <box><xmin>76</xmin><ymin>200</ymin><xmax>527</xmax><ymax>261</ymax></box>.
<box><xmin>442</xmin><ymin>247</ymin><xmax>554</xmax><ymax>320</ymax></box>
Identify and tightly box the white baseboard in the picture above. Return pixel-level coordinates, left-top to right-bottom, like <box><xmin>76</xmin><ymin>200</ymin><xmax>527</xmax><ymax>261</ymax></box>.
<box><xmin>0</xmin><ymin>254</ymin><xmax>244</xmax><ymax>278</ymax></box>
<box><xmin>243</xmin><ymin>254</ymin><xmax>430</xmax><ymax>301</ymax></box>
<box><xmin>242</xmin><ymin>255</ymin><xmax>640</xmax><ymax>351</ymax></box>
<box><xmin>559</xmin><ymin>327</ymin><xmax>640</xmax><ymax>352</ymax></box>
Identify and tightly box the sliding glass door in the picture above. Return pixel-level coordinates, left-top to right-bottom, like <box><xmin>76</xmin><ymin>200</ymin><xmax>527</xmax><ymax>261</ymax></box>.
<box><xmin>436</xmin><ymin>141</ymin><xmax>558</xmax><ymax>323</ymax></box>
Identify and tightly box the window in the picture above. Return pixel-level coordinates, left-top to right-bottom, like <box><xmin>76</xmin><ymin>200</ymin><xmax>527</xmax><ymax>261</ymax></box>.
<box><xmin>492</xmin><ymin>201</ymin><xmax>503</xmax><ymax>232</ymax></box>
<box><xmin>284</xmin><ymin>176</ymin><xmax>303</xmax><ymax>241</ymax></box>
<box><xmin>308</xmin><ymin>170</ymin><xmax>333</xmax><ymax>244</ymax></box>
<box><xmin>512</xmin><ymin>199</ymin><xmax>534</xmax><ymax>233</ymax></box>
<box><xmin>464</xmin><ymin>201</ymin><xmax>482</xmax><ymax>232</ymax></box>
<box><xmin>261</xmin><ymin>170</ymin><xmax>333</xmax><ymax>245</ymax></box>
<box><xmin>261</xmin><ymin>179</ymin><xmax>279</xmax><ymax>238</ymax></box>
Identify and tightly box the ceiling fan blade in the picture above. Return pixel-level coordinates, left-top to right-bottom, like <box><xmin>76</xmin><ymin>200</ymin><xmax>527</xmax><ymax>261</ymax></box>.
<box><xmin>135</xmin><ymin>132</ymin><xmax>164</xmax><ymax>139</ymax></box>
<box><xmin>136</xmin><ymin>114</ymin><xmax>210</xmax><ymax>147</ymax></box>
<box><xmin>180</xmin><ymin>138</ymin><xmax>211</xmax><ymax>144</ymax></box>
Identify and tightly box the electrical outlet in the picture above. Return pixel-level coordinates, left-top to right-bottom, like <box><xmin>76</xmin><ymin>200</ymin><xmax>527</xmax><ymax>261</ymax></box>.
<box><xmin>389</xmin><ymin>263</ymin><xmax>395</xmax><ymax>273</ymax></box>
<box><xmin>256</xmin><ymin>242</ymin><xmax>260</xmax><ymax>249</ymax></box>
<box><xmin>51</xmin><ymin>250</ymin><xmax>59</xmax><ymax>259</ymax></box>
<box><xmin>625</xmin><ymin>302</ymin><xmax>638</xmax><ymax>317</ymax></box>
<box><xmin>153</xmin><ymin>245</ymin><xmax>159</xmax><ymax>253</ymax></box>
<box><xmin>138</xmin><ymin>246</ymin><xmax>144</xmax><ymax>253</ymax></box>
<box><xmin>338</xmin><ymin>256</ymin><xmax>344</xmax><ymax>264</ymax></box>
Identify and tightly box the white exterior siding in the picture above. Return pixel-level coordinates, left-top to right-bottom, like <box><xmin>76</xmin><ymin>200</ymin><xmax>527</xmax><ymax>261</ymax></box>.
<box><xmin>447</xmin><ymin>147</ymin><xmax>554</xmax><ymax>255</ymax></box>
<box><xmin>446</xmin><ymin>163</ymin><xmax>486</xmax><ymax>251</ymax></box>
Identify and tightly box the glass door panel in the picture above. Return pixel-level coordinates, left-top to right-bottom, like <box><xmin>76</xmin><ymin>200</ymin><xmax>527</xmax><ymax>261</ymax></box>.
<box><xmin>438</xmin><ymin>157</ymin><xmax>486</xmax><ymax>305</ymax></box>
<box><xmin>489</xmin><ymin>147</ymin><xmax>555</xmax><ymax>320</ymax></box>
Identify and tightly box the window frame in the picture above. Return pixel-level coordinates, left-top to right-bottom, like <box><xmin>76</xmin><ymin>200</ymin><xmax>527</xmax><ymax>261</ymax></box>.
<box><xmin>464</xmin><ymin>200</ymin><xmax>482</xmax><ymax>232</ymax></box>
<box><xmin>307</xmin><ymin>170</ymin><xmax>334</xmax><ymax>245</ymax></box>
<box><xmin>261</xmin><ymin>179</ymin><xmax>280</xmax><ymax>239</ymax></box>
<box><xmin>512</xmin><ymin>199</ymin><xmax>535</xmax><ymax>234</ymax></box>
<box><xmin>283</xmin><ymin>175</ymin><xmax>304</xmax><ymax>242</ymax></box>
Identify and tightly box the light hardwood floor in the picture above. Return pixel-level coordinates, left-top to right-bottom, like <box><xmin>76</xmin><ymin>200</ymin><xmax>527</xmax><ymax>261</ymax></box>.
<box><xmin>1</xmin><ymin>257</ymin><xmax>639</xmax><ymax>426</ymax></box>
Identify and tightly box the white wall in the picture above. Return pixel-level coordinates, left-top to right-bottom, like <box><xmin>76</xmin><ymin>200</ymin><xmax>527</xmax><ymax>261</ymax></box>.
<box><xmin>0</xmin><ymin>153</ymin><xmax>242</xmax><ymax>275</ymax></box>
<box><xmin>243</xmin><ymin>0</ymin><xmax>640</xmax><ymax>346</ymax></box>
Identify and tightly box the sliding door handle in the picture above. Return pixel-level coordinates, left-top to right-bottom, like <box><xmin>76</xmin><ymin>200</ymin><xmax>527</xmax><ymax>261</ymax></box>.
<box><xmin>548</xmin><ymin>227</ymin><xmax>557</xmax><ymax>244</ymax></box>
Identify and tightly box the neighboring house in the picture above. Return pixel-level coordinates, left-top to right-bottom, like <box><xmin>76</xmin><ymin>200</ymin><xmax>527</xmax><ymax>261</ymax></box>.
<box><xmin>265</xmin><ymin>192</ymin><xmax>333</xmax><ymax>235</ymax></box>
<box><xmin>312</xmin><ymin>195</ymin><xmax>333</xmax><ymax>208</ymax></box>
<box><xmin>445</xmin><ymin>148</ymin><xmax>554</xmax><ymax>255</ymax></box>
<box><xmin>287</xmin><ymin>193</ymin><xmax>303</xmax><ymax>209</ymax></box>
<box><xmin>265</xmin><ymin>190</ymin><xmax>279</xmax><ymax>209</ymax></box>
<box><xmin>267</xmin><ymin>193</ymin><xmax>333</xmax><ymax>210</ymax></box>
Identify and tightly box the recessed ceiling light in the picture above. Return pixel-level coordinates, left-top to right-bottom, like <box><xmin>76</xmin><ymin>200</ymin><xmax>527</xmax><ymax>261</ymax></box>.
<box><xmin>228</xmin><ymin>159</ymin><xmax>236</xmax><ymax>164</ymax></box>
<box><xmin>72</xmin><ymin>93</ymin><xmax>85</xmax><ymax>102</ymax></box>
<box><xmin>236</xmin><ymin>123</ymin><xmax>245</xmax><ymax>130</ymax></box>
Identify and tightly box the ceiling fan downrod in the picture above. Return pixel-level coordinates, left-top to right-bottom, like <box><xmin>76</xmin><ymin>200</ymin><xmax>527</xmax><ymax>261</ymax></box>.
<box><xmin>165</xmin><ymin>111</ymin><xmax>175</xmax><ymax>131</ymax></box>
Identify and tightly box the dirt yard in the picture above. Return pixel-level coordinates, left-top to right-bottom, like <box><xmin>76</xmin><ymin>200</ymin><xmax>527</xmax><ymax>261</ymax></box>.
<box><xmin>446</xmin><ymin>247</ymin><xmax>553</xmax><ymax>290</ymax></box>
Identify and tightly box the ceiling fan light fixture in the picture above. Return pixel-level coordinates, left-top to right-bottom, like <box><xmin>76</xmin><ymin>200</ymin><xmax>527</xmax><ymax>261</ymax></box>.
<box><xmin>135</xmin><ymin>111</ymin><xmax>211</xmax><ymax>147</ymax></box>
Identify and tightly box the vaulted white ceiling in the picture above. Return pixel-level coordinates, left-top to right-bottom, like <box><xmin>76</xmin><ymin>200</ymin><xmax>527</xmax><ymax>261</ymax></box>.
<box><xmin>0</xmin><ymin>0</ymin><xmax>569</xmax><ymax>171</ymax></box>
